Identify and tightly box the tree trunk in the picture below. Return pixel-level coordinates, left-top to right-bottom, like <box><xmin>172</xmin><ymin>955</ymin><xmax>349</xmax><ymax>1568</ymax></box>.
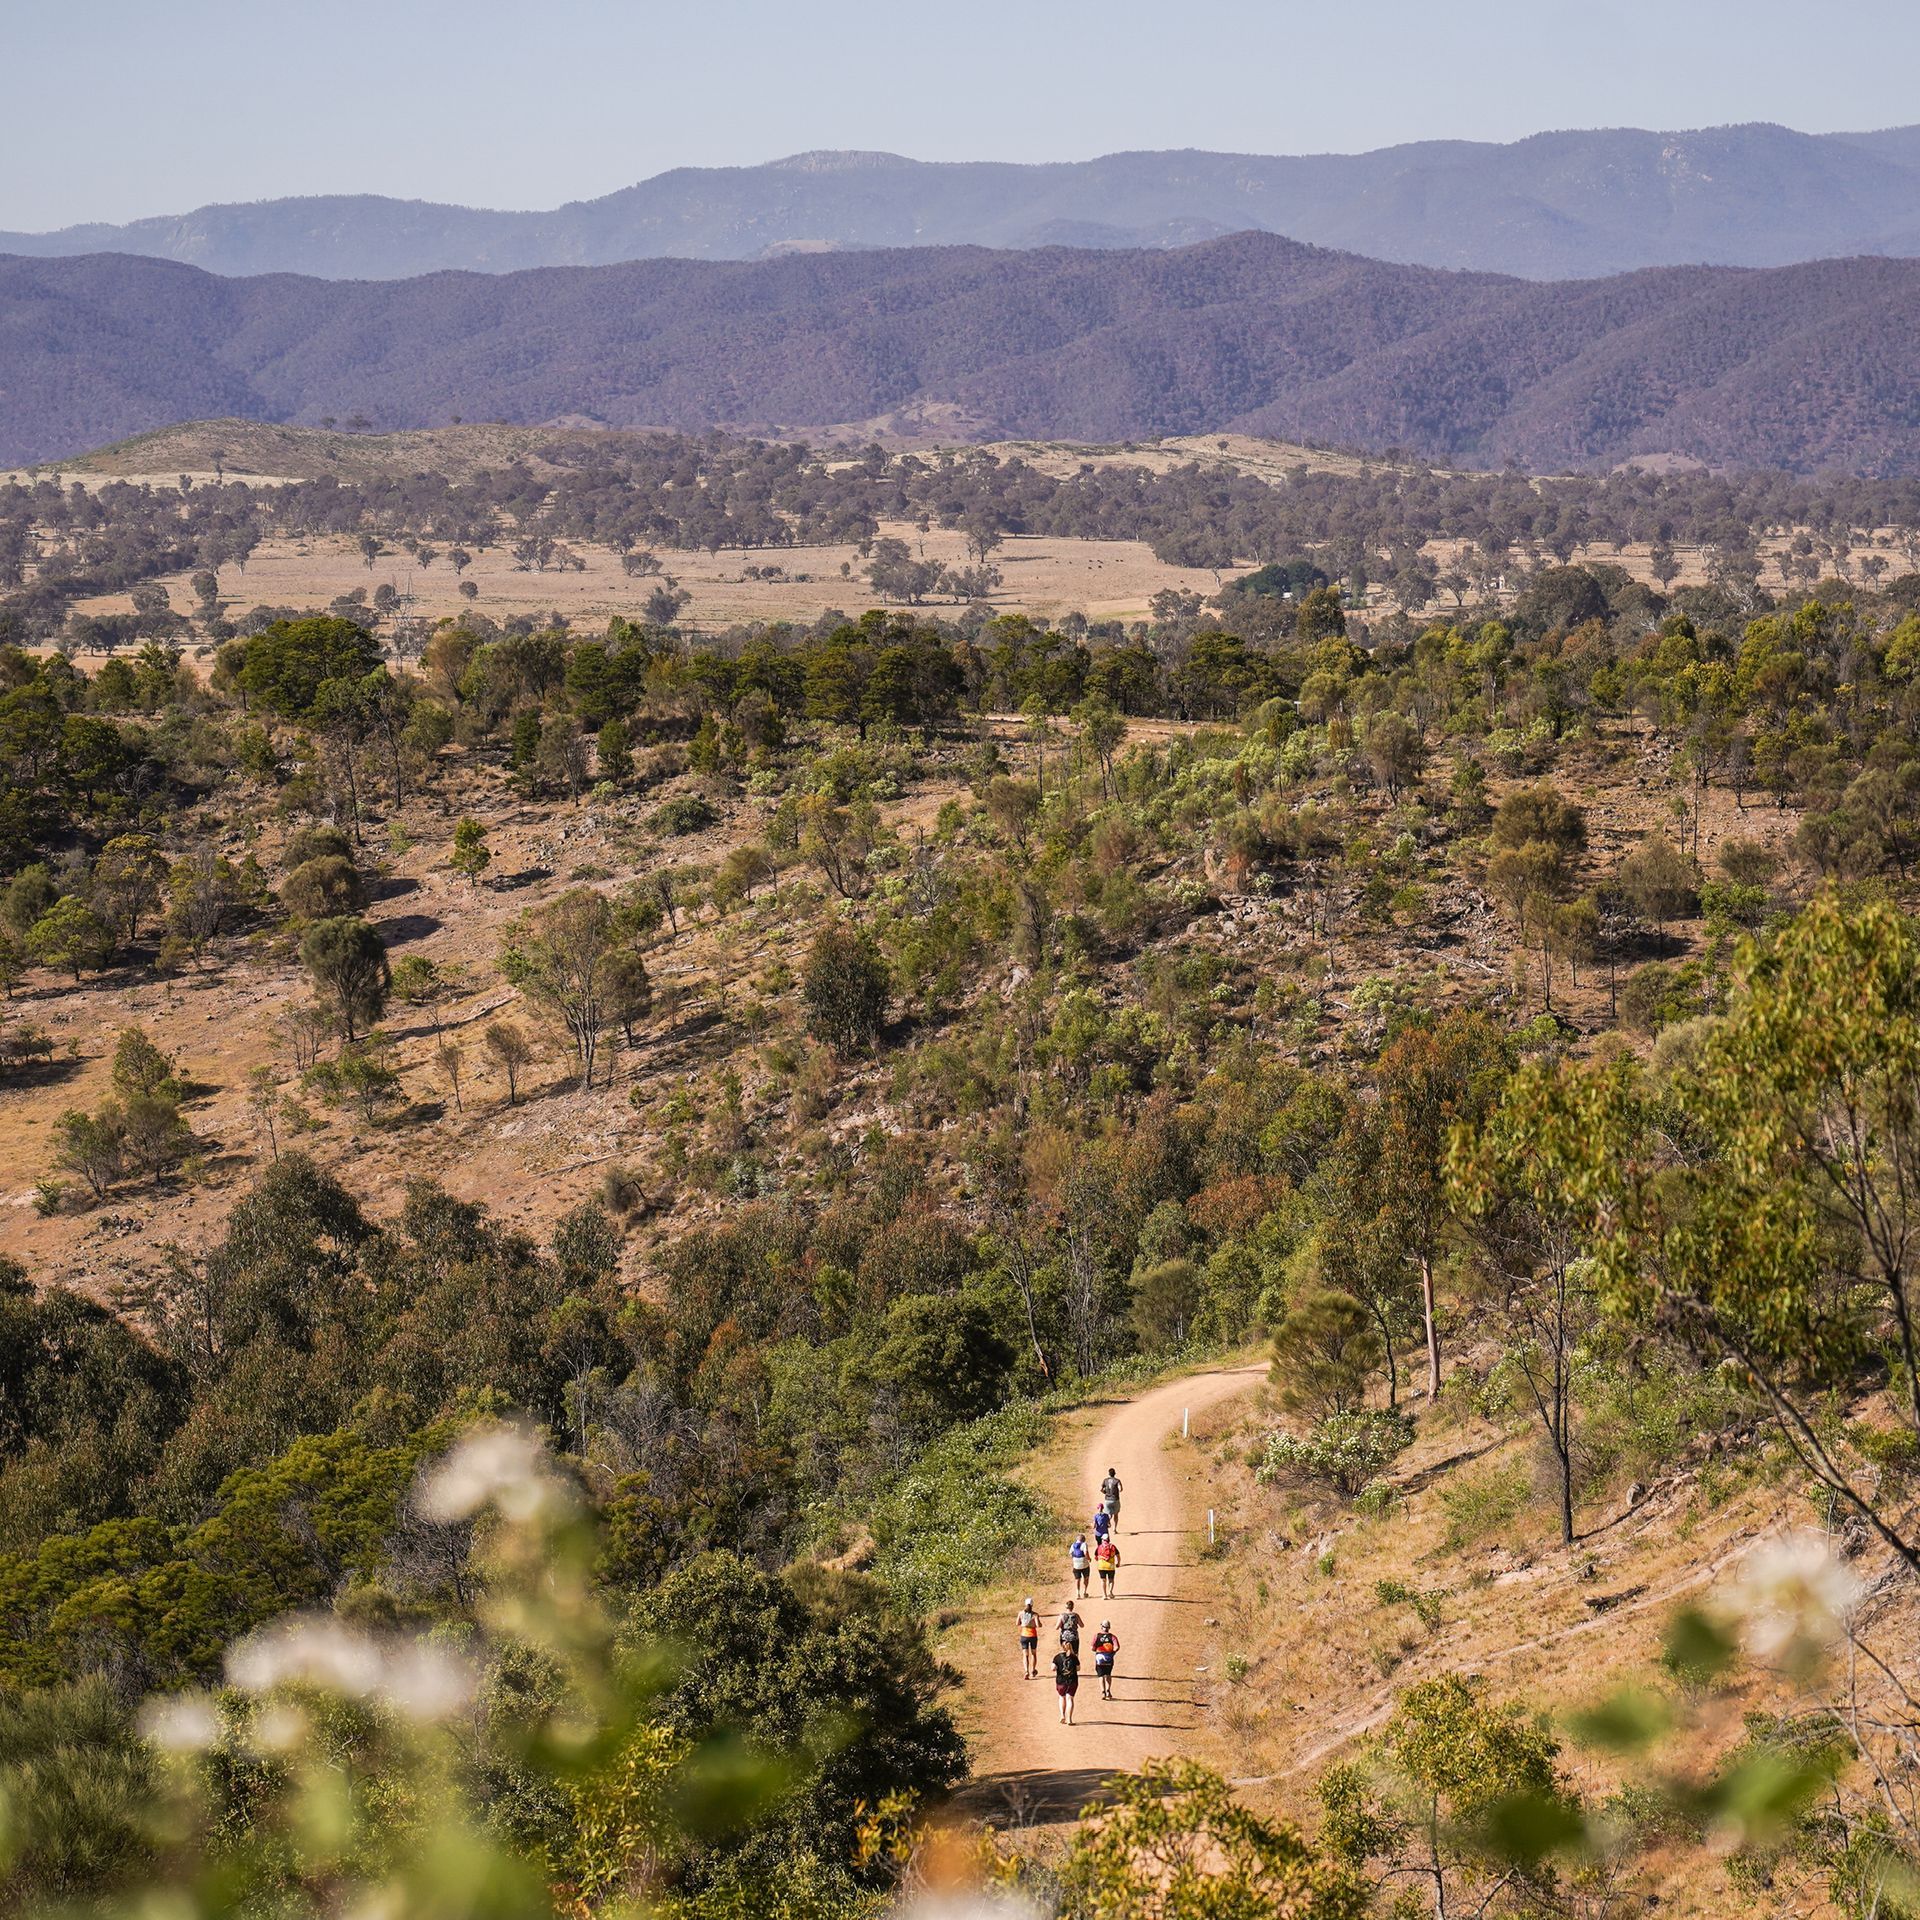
<box><xmin>1017</xmin><ymin>1271</ymin><xmax>1050</xmax><ymax>1382</ymax></box>
<box><xmin>1554</xmin><ymin>1334</ymin><xmax>1576</xmax><ymax>1545</ymax></box>
<box><xmin>1368</xmin><ymin>1291</ymin><xmax>1400</xmax><ymax>1409</ymax></box>
<box><xmin>1420</xmin><ymin>1252</ymin><xmax>1441</xmax><ymax>1400</ymax></box>
<box><xmin>1430</xmin><ymin>1804</ymin><xmax>1449</xmax><ymax>1920</ymax></box>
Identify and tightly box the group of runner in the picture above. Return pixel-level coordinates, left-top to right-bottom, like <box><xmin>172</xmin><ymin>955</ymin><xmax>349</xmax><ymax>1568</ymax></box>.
<box><xmin>1068</xmin><ymin>1516</ymin><xmax>1121</xmax><ymax>1597</ymax></box>
<box><xmin>1016</xmin><ymin>1466</ymin><xmax>1125</xmax><ymax>1725</ymax></box>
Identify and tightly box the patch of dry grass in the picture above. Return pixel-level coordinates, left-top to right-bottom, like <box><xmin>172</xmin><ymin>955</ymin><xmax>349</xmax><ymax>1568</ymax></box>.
<box><xmin>71</xmin><ymin>522</ymin><xmax>1227</xmax><ymax>634</ymax></box>
<box><xmin>1175</xmin><ymin>1380</ymin><xmax>1891</xmax><ymax>1919</ymax></box>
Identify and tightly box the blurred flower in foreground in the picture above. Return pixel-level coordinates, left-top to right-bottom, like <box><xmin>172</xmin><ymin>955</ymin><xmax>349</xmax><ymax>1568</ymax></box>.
<box><xmin>381</xmin><ymin>1638</ymin><xmax>478</xmax><ymax>1721</ymax></box>
<box><xmin>138</xmin><ymin>1693</ymin><xmax>221</xmax><ymax>1754</ymax></box>
<box><xmin>415</xmin><ymin>1422</ymin><xmax>563</xmax><ymax>1523</ymax></box>
<box><xmin>1729</xmin><ymin>1531</ymin><xmax>1862</xmax><ymax>1665</ymax></box>
<box><xmin>228</xmin><ymin>1615</ymin><xmax>384</xmax><ymax>1697</ymax></box>
<box><xmin>250</xmin><ymin>1702</ymin><xmax>311</xmax><ymax>1754</ymax></box>
<box><xmin>224</xmin><ymin>1614</ymin><xmax>474</xmax><ymax>1721</ymax></box>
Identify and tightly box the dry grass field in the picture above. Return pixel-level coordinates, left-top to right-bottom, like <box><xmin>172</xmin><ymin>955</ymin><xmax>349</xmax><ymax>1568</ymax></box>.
<box><xmin>56</xmin><ymin>518</ymin><xmax>1915</xmax><ymax>648</ymax></box>
<box><xmin>23</xmin><ymin>420</ymin><xmax>1918</xmax><ymax>636</ymax></box>
<box><xmin>72</xmin><ymin>522</ymin><xmax>1229</xmax><ymax>632</ymax></box>
<box><xmin>60</xmin><ymin>515</ymin><xmax>1912</xmax><ymax>643</ymax></box>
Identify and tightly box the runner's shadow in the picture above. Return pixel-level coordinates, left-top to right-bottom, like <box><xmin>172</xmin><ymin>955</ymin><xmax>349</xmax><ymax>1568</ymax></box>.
<box><xmin>954</xmin><ymin>1765</ymin><xmax>1152</xmax><ymax>1825</ymax></box>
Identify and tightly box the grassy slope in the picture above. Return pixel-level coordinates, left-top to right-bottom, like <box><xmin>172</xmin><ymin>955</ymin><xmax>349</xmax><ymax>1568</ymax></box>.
<box><xmin>1172</xmin><ymin>1373</ymin><xmax>1912</xmax><ymax>1919</ymax></box>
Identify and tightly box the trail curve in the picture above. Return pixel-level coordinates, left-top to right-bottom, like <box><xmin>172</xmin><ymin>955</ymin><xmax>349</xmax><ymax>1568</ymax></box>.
<box><xmin>957</xmin><ymin>1363</ymin><xmax>1264</xmax><ymax>1825</ymax></box>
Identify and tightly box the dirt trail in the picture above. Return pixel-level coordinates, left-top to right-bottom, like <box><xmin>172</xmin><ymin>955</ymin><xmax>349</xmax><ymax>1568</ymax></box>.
<box><xmin>958</xmin><ymin>1364</ymin><xmax>1265</xmax><ymax>1826</ymax></box>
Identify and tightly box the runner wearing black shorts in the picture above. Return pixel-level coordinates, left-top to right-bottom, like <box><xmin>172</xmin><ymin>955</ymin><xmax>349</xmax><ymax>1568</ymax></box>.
<box><xmin>1053</xmin><ymin>1643</ymin><xmax>1080</xmax><ymax>1723</ymax></box>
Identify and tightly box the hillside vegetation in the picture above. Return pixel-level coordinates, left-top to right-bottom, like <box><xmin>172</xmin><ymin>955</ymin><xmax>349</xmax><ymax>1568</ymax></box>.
<box><xmin>5</xmin><ymin>467</ymin><xmax>1920</xmax><ymax>1919</ymax></box>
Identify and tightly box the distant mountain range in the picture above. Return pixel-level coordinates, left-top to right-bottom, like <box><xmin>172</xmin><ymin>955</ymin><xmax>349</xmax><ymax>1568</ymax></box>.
<box><xmin>7</xmin><ymin>233</ymin><xmax>1920</xmax><ymax>473</ymax></box>
<box><xmin>7</xmin><ymin>125</ymin><xmax>1920</xmax><ymax>283</ymax></box>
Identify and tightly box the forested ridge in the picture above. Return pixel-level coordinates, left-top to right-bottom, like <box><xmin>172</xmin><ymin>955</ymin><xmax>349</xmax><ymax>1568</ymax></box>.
<box><xmin>10</xmin><ymin>234</ymin><xmax>1920</xmax><ymax>470</ymax></box>
<box><xmin>8</xmin><ymin>448</ymin><xmax>1920</xmax><ymax>1918</ymax></box>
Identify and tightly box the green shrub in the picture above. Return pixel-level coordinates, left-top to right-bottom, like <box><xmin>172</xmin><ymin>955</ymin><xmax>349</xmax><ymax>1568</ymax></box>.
<box><xmin>652</xmin><ymin>795</ymin><xmax>719</xmax><ymax>836</ymax></box>
<box><xmin>1255</xmin><ymin>1409</ymin><xmax>1414</xmax><ymax>1498</ymax></box>
<box><xmin>1619</xmin><ymin>959</ymin><xmax>1713</xmax><ymax>1037</ymax></box>
<box><xmin>1700</xmin><ymin>879</ymin><xmax>1768</xmax><ymax>930</ymax></box>
<box><xmin>868</xmin><ymin>1402</ymin><xmax>1051</xmax><ymax>1614</ymax></box>
<box><xmin>1603</xmin><ymin>1781</ymin><xmax>1705</xmax><ymax>1845</ymax></box>
<box><xmin>802</xmin><ymin>921</ymin><xmax>890</xmax><ymax>1055</ymax></box>
<box><xmin>1579</xmin><ymin>1355</ymin><xmax>1746</xmax><ymax>1490</ymax></box>
<box><xmin>1268</xmin><ymin>1289</ymin><xmax>1382</xmax><ymax>1418</ymax></box>
<box><xmin>1354</xmin><ymin>1481</ymin><xmax>1399</xmax><ymax>1520</ymax></box>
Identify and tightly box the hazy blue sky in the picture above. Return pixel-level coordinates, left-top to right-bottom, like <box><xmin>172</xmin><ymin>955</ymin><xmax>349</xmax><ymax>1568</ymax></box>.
<box><xmin>6</xmin><ymin>0</ymin><xmax>1918</xmax><ymax>228</ymax></box>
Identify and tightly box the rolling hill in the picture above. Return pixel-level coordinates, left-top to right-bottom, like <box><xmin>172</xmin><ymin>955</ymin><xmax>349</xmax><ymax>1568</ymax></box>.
<box><xmin>6</xmin><ymin>233</ymin><xmax>1920</xmax><ymax>473</ymax></box>
<box><xmin>6</xmin><ymin>124</ymin><xmax>1920</xmax><ymax>283</ymax></box>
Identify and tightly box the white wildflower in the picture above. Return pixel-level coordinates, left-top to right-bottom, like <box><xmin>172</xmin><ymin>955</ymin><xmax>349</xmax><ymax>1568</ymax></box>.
<box><xmin>248</xmin><ymin>1702</ymin><xmax>311</xmax><ymax>1754</ymax></box>
<box><xmin>414</xmin><ymin>1423</ymin><xmax>557</xmax><ymax>1524</ymax></box>
<box><xmin>379</xmin><ymin>1640</ymin><xmax>476</xmax><ymax>1722</ymax></box>
<box><xmin>1730</xmin><ymin>1530</ymin><xmax>1861</xmax><ymax>1660</ymax></box>
<box><xmin>226</xmin><ymin>1610</ymin><xmax>476</xmax><ymax>1725</ymax></box>
<box><xmin>227</xmin><ymin>1614</ymin><xmax>384</xmax><ymax>1697</ymax></box>
<box><xmin>138</xmin><ymin>1692</ymin><xmax>221</xmax><ymax>1753</ymax></box>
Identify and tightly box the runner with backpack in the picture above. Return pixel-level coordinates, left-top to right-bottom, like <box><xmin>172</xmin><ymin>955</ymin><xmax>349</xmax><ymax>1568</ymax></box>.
<box><xmin>1057</xmin><ymin>1598</ymin><xmax>1083</xmax><ymax>1653</ymax></box>
<box><xmin>1094</xmin><ymin>1532</ymin><xmax>1120</xmax><ymax>1598</ymax></box>
<box><xmin>1091</xmin><ymin>1622</ymin><xmax>1119</xmax><ymax>1700</ymax></box>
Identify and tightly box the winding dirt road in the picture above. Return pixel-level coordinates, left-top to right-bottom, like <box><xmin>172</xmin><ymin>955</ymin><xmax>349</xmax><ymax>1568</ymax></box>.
<box><xmin>958</xmin><ymin>1364</ymin><xmax>1265</xmax><ymax>1825</ymax></box>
